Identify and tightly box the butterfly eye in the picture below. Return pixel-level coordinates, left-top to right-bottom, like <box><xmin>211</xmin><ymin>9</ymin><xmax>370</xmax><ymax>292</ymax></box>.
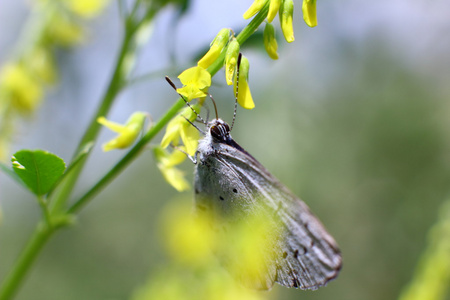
<box><xmin>210</xmin><ymin>123</ymin><xmax>230</xmax><ymax>141</ymax></box>
<box><xmin>210</xmin><ymin>125</ymin><xmax>222</xmax><ymax>140</ymax></box>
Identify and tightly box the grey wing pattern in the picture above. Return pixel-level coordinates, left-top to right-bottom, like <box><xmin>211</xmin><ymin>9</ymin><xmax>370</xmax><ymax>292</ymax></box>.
<box><xmin>194</xmin><ymin>145</ymin><xmax>342</xmax><ymax>290</ymax></box>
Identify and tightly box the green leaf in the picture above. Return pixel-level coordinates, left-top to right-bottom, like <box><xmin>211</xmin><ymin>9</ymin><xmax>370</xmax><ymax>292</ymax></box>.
<box><xmin>11</xmin><ymin>150</ymin><xmax>66</xmax><ymax>196</ymax></box>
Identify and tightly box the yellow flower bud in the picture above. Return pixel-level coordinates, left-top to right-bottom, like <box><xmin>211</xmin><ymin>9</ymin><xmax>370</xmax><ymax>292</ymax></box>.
<box><xmin>224</xmin><ymin>38</ymin><xmax>240</xmax><ymax>85</ymax></box>
<box><xmin>234</xmin><ymin>56</ymin><xmax>255</xmax><ymax>110</ymax></box>
<box><xmin>302</xmin><ymin>0</ymin><xmax>317</xmax><ymax>27</ymax></box>
<box><xmin>267</xmin><ymin>0</ymin><xmax>281</xmax><ymax>23</ymax></box>
<box><xmin>198</xmin><ymin>28</ymin><xmax>230</xmax><ymax>69</ymax></box>
<box><xmin>243</xmin><ymin>0</ymin><xmax>267</xmax><ymax>19</ymax></box>
<box><xmin>176</xmin><ymin>66</ymin><xmax>211</xmax><ymax>101</ymax></box>
<box><xmin>263</xmin><ymin>23</ymin><xmax>279</xmax><ymax>60</ymax></box>
<box><xmin>279</xmin><ymin>0</ymin><xmax>295</xmax><ymax>43</ymax></box>
<box><xmin>97</xmin><ymin>112</ymin><xmax>146</xmax><ymax>151</ymax></box>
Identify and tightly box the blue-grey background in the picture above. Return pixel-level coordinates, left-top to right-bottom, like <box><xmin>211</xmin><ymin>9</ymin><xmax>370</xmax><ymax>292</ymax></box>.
<box><xmin>1</xmin><ymin>0</ymin><xmax>450</xmax><ymax>299</ymax></box>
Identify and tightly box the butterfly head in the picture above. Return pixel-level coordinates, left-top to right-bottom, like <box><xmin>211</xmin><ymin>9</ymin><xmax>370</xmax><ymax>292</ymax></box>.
<box><xmin>208</xmin><ymin>119</ymin><xmax>231</xmax><ymax>143</ymax></box>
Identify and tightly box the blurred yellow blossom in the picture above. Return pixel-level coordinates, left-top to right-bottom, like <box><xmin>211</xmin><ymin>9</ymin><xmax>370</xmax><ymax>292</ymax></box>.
<box><xmin>161</xmin><ymin>200</ymin><xmax>216</xmax><ymax>264</ymax></box>
<box><xmin>154</xmin><ymin>147</ymin><xmax>190</xmax><ymax>192</ymax></box>
<box><xmin>0</xmin><ymin>63</ymin><xmax>43</xmax><ymax>113</ymax></box>
<box><xmin>234</xmin><ymin>55</ymin><xmax>255</xmax><ymax>109</ymax></box>
<box><xmin>46</xmin><ymin>14</ymin><xmax>84</xmax><ymax>46</ymax></box>
<box><xmin>279</xmin><ymin>0</ymin><xmax>295</xmax><ymax>42</ymax></box>
<box><xmin>263</xmin><ymin>22</ymin><xmax>279</xmax><ymax>60</ymax></box>
<box><xmin>198</xmin><ymin>28</ymin><xmax>230</xmax><ymax>69</ymax></box>
<box><xmin>160</xmin><ymin>105</ymin><xmax>200</xmax><ymax>156</ymax></box>
<box><xmin>176</xmin><ymin>66</ymin><xmax>211</xmax><ymax>101</ymax></box>
<box><xmin>225</xmin><ymin>38</ymin><xmax>240</xmax><ymax>85</ymax></box>
<box><xmin>302</xmin><ymin>0</ymin><xmax>317</xmax><ymax>27</ymax></box>
<box><xmin>131</xmin><ymin>200</ymin><xmax>273</xmax><ymax>300</ymax></box>
<box><xmin>97</xmin><ymin>112</ymin><xmax>147</xmax><ymax>151</ymax></box>
<box><xmin>398</xmin><ymin>200</ymin><xmax>450</xmax><ymax>300</ymax></box>
<box><xmin>28</xmin><ymin>47</ymin><xmax>57</xmax><ymax>84</ymax></box>
<box><xmin>64</xmin><ymin>0</ymin><xmax>110</xmax><ymax>18</ymax></box>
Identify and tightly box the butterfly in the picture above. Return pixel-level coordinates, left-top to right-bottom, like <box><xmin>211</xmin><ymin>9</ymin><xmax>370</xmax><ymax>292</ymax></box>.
<box><xmin>165</xmin><ymin>53</ymin><xmax>341</xmax><ymax>290</ymax></box>
<box><xmin>192</xmin><ymin>117</ymin><xmax>342</xmax><ymax>290</ymax></box>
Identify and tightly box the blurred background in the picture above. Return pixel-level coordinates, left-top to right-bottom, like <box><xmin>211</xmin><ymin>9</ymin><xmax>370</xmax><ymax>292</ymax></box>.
<box><xmin>1</xmin><ymin>0</ymin><xmax>450</xmax><ymax>299</ymax></box>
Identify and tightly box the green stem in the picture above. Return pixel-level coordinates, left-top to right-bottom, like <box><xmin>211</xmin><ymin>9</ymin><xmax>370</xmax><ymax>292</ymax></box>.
<box><xmin>0</xmin><ymin>224</ymin><xmax>54</xmax><ymax>300</ymax></box>
<box><xmin>48</xmin><ymin>23</ymin><xmax>136</xmax><ymax>214</ymax></box>
<box><xmin>37</xmin><ymin>195</ymin><xmax>51</xmax><ymax>227</ymax></box>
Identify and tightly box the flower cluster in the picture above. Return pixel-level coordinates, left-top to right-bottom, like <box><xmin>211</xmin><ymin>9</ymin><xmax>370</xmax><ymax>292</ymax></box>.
<box><xmin>245</xmin><ymin>0</ymin><xmax>317</xmax><ymax>59</ymax></box>
<box><xmin>0</xmin><ymin>0</ymin><xmax>110</xmax><ymax>159</ymax></box>
<box><xmin>244</xmin><ymin>0</ymin><xmax>317</xmax><ymax>30</ymax></box>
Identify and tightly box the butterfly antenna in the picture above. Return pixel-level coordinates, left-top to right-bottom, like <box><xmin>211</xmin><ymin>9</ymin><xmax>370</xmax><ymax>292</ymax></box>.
<box><xmin>208</xmin><ymin>94</ymin><xmax>219</xmax><ymax>120</ymax></box>
<box><xmin>203</xmin><ymin>102</ymin><xmax>211</xmax><ymax>123</ymax></box>
<box><xmin>165</xmin><ymin>76</ymin><xmax>207</xmax><ymax>125</ymax></box>
<box><xmin>230</xmin><ymin>53</ymin><xmax>242</xmax><ymax>131</ymax></box>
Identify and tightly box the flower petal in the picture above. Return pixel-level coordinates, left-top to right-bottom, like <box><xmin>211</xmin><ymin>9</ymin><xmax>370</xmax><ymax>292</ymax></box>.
<box><xmin>263</xmin><ymin>22</ymin><xmax>279</xmax><ymax>60</ymax></box>
<box><xmin>267</xmin><ymin>0</ymin><xmax>281</xmax><ymax>23</ymax></box>
<box><xmin>302</xmin><ymin>0</ymin><xmax>317</xmax><ymax>27</ymax></box>
<box><xmin>158</xmin><ymin>164</ymin><xmax>190</xmax><ymax>192</ymax></box>
<box><xmin>197</xmin><ymin>28</ymin><xmax>230</xmax><ymax>69</ymax></box>
<box><xmin>225</xmin><ymin>38</ymin><xmax>240</xmax><ymax>85</ymax></box>
<box><xmin>98</xmin><ymin>112</ymin><xmax>146</xmax><ymax>151</ymax></box>
<box><xmin>243</xmin><ymin>0</ymin><xmax>266</xmax><ymax>19</ymax></box>
<box><xmin>234</xmin><ymin>56</ymin><xmax>255</xmax><ymax>109</ymax></box>
<box><xmin>280</xmin><ymin>0</ymin><xmax>295</xmax><ymax>43</ymax></box>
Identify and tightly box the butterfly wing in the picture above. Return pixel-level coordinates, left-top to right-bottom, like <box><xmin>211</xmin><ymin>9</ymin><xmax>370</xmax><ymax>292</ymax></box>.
<box><xmin>194</xmin><ymin>139</ymin><xmax>342</xmax><ymax>290</ymax></box>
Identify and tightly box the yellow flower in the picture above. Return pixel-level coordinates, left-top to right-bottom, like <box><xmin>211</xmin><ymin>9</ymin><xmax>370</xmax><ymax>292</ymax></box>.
<box><xmin>263</xmin><ymin>23</ymin><xmax>279</xmax><ymax>60</ymax></box>
<box><xmin>234</xmin><ymin>56</ymin><xmax>255</xmax><ymax>109</ymax></box>
<box><xmin>176</xmin><ymin>66</ymin><xmax>211</xmax><ymax>101</ymax></box>
<box><xmin>160</xmin><ymin>106</ymin><xmax>200</xmax><ymax>156</ymax></box>
<box><xmin>302</xmin><ymin>0</ymin><xmax>317</xmax><ymax>27</ymax></box>
<box><xmin>267</xmin><ymin>0</ymin><xmax>281</xmax><ymax>23</ymax></box>
<box><xmin>243</xmin><ymin>0</ymin><xmax>267</xmax><ymax>20</ymax></box>
<box><xmin>279</xmin><ymin>0</ymin><xmax>295</xmax><ymax>43</ymax></box>
<box><xmin>154</xmin><ymin>147</ymin><xmax>190</xmax><ymax>192</ymax></box>
<box><xmin>46</xmin><ymin>14</ymin><xmax>84</xmax><ymax>46</ymax></box>
<box><xmin>64</xmin><ymin>0</ymin><xmax>110</xmax><ymax>18</ymax></box>
<box><xmin>97</xmin><ymin>112</ymin><xmax>147</xmax><ymax>151</ymax></box>
<box><xmin>161</xmin><ymin>201</ymin><xmax>216</xmax><ymax>264</ymax></box>
<box><xmin>219</xmin><ymin>209</ymin><xmax>279</xmax><ymax>288</ymax></box>
<box><xmin>224</xmin><ymin>38</ymin><xmax>240</xmax><ymax>85</ymax></box>
<box><xmin>0</xmin><ymin>63</ymin><xmax>43</xmax><ymax>113</ymax></box>
<box><xmin>28</xmin><ymin>47</ymin><xmax>57</xmax><ymax>84</ymax></box>
<box><xmin>198</xmin><ymin>28</ymin><xmax>230</xmax><ymax>69</ymax></box>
